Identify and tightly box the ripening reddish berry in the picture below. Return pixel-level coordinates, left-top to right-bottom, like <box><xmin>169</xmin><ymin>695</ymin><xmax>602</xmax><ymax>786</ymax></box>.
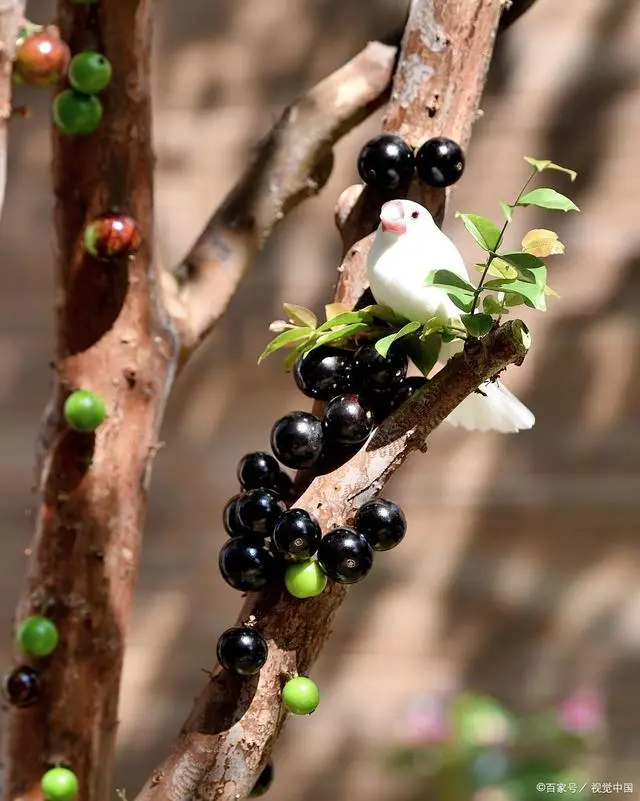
<box><xmin>14</xmin><ymin>29</ymin><xmax>70</xmax><ymax>87</ymax></box>
<box><xmin>83</xmin><ymin>214</ymin><xmax>142</xmax><ymax>259</ymax></box>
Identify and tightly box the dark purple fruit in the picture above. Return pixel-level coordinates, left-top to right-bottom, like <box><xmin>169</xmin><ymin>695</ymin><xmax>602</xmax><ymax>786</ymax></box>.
<box><xmin>250</xmin><ymin>762</ymin><xmax>274</xmax><ymax>797</ymax></box>
<box><xmin>222</xmin><ymin>494</ymin><xmax>255</xmax><ymax>538</ymax></box>
<box><xmin>354</xmin><ymin>498</ymin><xmax>407</xmax><ymax>551</ymax></box>
<box><xmin>219</xmin><ymin>537</ymin><xmax>277</xmax><ymax>591</ymax></box>
<box><xmin>317</xmin><ymin>527</ymin><xmax>374</xmax><ymax>584</ymax></box>
<box><xmin>217</xmin><ymin>626</ymin><xmax>268</xmax><ymax>676</ymax></box>
<box><xmin>323</xmin><ymin>394</ymin><xmax>374</xmax><ymax>446</ymax></box>
<box><xmin>352</xmin><ymin>343</ymin><xmax>407</xmax><ymax>394</ymax></box>
<box><xmin>270</xmin><ymin>412</ymin><xmax>323</xmax><ymax>470</ymax></box>
<box><xmin>237</xmin><ymin>452</ymin><xmax>281</xmax><ymax>491</ymax></box>
<box><xmin>235</xmin><ymin>489</ymin><xmax>285</xmax><ymax>536</ymax></box>
<box><xmin>415</xmin><ymin>137</ymin><xmax>465</xmax><ymax>188</ymax></box>
<box><xmin>277</xmin><ymin>472</ymin><xmax>296</xmax><ymax>504</ymax></box>
<box><xmin>313</xmin><ymin>441</ymin><xmax>363</xmax><ymax>475</ymax></box>
<box><xmin>293</xmin><ymin>347</ymin><xmax>353</xmax><ymax>400</ymax></box>
<box><xmin>364</xmin><ymin>377</ymin><xmax>428</xmax><ymax>424</ymax></box>
<box><xmin>272</xmin><ymin>509</ymin><xmax>322</xmax><ymax>562</ymax></box>
<box><xmin>357</xmin><ymin>134</ymin><xmax>415</xmax><ymax>191</ymax></box>
<box><xmin>2</xmin><ymin>665</ymin><xmax>41</xmax><ymax>707</ymax></box>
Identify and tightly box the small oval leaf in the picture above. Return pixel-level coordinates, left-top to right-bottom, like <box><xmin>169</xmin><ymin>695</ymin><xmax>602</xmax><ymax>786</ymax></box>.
<box><xmin>324</xmin><ymin>302</ymin><xmax>350</xmax><ymax>321</ymax></box>
<box><xmin>258</xmin><ymin>326</ymin><xmax>314</xmax><ymax>364</ymax></box>
<box><xmin>517</xmin><ymin>188</ymin><xmax>579</xmax><ymax>212</ymax></box>
<box><xmin>374</xmin><ymin>321</ymin><xmax>421</xmax><ymax>358</ymax></box>
<box><xmin>461</xmin><ymin>313</ymin><xmax>494</xmax><ymax>338</ymax></box>
<box><xmin>456</xmin><ymin>212</ymin><xmax>503</xmax><ymax>251</ymax></box>
<box><xmin>482</xmin><ymin>296</ymin><xmax>504</xmax><ymax>315</ymax></box>
<box><xmin>282</xmin><ymin>303</ymin><xmax>318</xmax><ymax>329</ymax></box>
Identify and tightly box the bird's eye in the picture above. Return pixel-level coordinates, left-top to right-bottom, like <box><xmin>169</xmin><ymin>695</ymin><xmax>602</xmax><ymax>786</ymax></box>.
<box><xmin>411</xmin><ymin>211</ymin><xmax>419</xmax><ymax>219</ymax></box>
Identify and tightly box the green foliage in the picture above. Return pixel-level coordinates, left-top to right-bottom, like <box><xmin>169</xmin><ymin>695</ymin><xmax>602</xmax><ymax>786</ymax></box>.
<box><xmin>258</xmin><ymin>156</ymin><xmax>579</xmax><ymax>376</ymax></box>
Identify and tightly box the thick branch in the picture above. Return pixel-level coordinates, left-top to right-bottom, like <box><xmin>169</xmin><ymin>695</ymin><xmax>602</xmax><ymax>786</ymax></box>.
<box><xmin>135</xmin><ymin>1</ymin><xmax>506</xmax><ymax>800</ymax></box>
<box><xmin>0</xmin><ymin>0</ymin><xmax>26</xmax><ymax>219</ymax></box>
<box><xmin>168</xmin><ymin>41</ymin><xmax>397</xmax><ymax>356</ymax></box>
<box><xmin>2</xmin><ymin>3</ymin><xmax>177</xmax><ymax>801</ymax></box>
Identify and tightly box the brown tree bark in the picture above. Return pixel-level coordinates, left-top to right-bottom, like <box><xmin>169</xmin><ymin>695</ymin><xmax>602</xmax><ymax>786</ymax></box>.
<box><xmin>2</xmin><ymin>3</ymin><xmax>177</xmax><ymax>801</ymax></box>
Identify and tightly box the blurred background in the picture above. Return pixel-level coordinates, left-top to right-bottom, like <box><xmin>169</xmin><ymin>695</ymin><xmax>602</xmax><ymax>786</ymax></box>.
<box><xmin>1</xmin><ymin>0</ymin><xmax>640</xmax><ymax>798</ymax></box>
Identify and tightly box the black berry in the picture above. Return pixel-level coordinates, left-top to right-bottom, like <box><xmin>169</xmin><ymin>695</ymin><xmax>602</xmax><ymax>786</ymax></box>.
<box><xmin>415</xmin><ymin>137</ymin><xmax>465</xmax><ymax>188</ymax></box>
<box><xmin>314</xmin><ymin>441</ymin><xmax>362</xmax><ymax>475</ymax></box>
<box><xmin>352</xmin><ymin>343</ymin><xmax>407</xmax><ymax>394</ymax></box>
<box><xmin>223</xmin><ymin>494</ymin><xmax>255</xmax><ymax>538</ymax></box>
<box><xmin>277</xmin><ymin>472</ymin><xmax>296</xmax><ymax>504</ymax></box>
<box><xmin>357</xmin><ymin>134</ymin><xmax>415</xmax><ymax>191</ymax></box>
<box><xmin>272</xmin><ymin>509</ymin><xmax>322</xmax><ymax>562</ymax></box>
<box><xmin>2</xmin><ymin>665</ymin><xmax>41</xmax><ymax>707</ymax></box>
<box><xmin>250</xmin><ymin>762</ymin><xmax>274</xmax><ymax>797</ymax></box>
<box><xmin>235</xmin><ymin>489</ymin><xmax>285</xmax><ymax>536</ymax></box>
<box><xmin>323</xmin><ymin>394</ymin><xmax>374</xmax><ymax>446</ymax></box>
<box><xmin>317</xmin><ymin>527</ymin><xmax>374</xmax><ymax>584</ymax></box>
<box><xmin>270</xmin><ymin>412</ymin><xmax>323</xmax><ymax>470</ymax></box>
<box><xmin>219</xmin><ymin>537</ymin><xmax>277</xmax><ymax>592</ymax></box>
<box><xmin>217</xmin><ymin>626</ymin><xmax>268</xmax><ymax>676</ymax></box>
<box><xmin>237</xmin><ymin>452</ymin><xmax>281</xmax><ymax>491</ymax></box>
<box><xmin>355</xmin><ymin>498</ymin><xmax>407</xmax><ymax>551</ymax></box>
<box><xmin>293</xmin><ymin>346</ymin><xmax>353</xmax><ymax>400</ymax></box>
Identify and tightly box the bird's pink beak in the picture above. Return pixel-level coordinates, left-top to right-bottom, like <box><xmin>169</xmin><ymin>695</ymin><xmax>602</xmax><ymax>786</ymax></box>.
<box><xmin>380</xmin><ymin>200</ymin><xmax>406</xmax><ymax>234</ymax></box>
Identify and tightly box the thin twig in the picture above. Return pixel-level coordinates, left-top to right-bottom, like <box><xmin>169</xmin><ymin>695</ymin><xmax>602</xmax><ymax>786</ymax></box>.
<box><xmin>134</xmin><ymin>1</ymin><xmax>507</xmax><ymax>800</ymax></box>
<box><xmin>166</xmin><ymin>41</ymin><xmax>398</xmax><ymax>358</ymax></box>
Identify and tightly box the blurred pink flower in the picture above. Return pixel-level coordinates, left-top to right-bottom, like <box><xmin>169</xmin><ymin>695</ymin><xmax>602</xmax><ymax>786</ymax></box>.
<box><xmin>403</xmin><ymin>695</ymin><xmax>450</xmax><ymax>743</ymax></box>
<box><xmin>558</xmin><ymin>691</ymin><xmax>603</xmax><ymax>734</ymax></box>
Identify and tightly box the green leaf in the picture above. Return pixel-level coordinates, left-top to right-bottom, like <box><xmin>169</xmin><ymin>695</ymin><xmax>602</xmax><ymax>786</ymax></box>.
<box><xmin>257</xmin><ymin>326</ymin><xmax>314</xmax><ymax>364</ymax></box>
<box><xmin>404</xmin><ymin>333</ymin><xmax>441</xmax><ymax>377</ymax></box>
<box><xmin>324</xmin><ymin>302</ymin><xmax>351</xmax><ymax>321</ymax></box>
<box><xmin>484</xmin><ymin>277</ymin><xmax>546</xmax><ymax>311</ymax></box>
<box><xmin>282</xmin><ymin>303</ymin><xmax>317</xmax><ymax>329</ymax></box>
<box><xmin>482</xmin><ymin>295</ymin><xmax>505</xmax><ymax>315</ymax></box>
<box><xmin>517</xmin><ymin>188</ymin><xmax>580</xmax><ymax>212</ymax></box>
<box><xmin>314</xmin><ymin>310</ymin><xmax>367</xmax><ymax>333</ymax></box>
<box><xmin>499</xmin><ymin>201</ymin><xmax>513</xmax><ymax>223</ymax></box>
<box><xmin>524</xmin><ymin>156</ymin><xmax>577</xmax><ymax>181</ymax></box>
<box><xmin>426</xmin><ymin>269</ymin><xmax>476</xmax><ymax>312</ymax></box>
<box><xmin>421</xmin><ymin>316</ymin><xmax>447</xmax><ymax>338</ymax></box>
<box><xmin>283</xmin><ymin>341</ymin><xmax>309</xmax><ymax>371</ymax></box>
<box><xmin>455</xmin><ymin>213</ymin><xmax>503</xmax><ymax>251</ymax></box>
<box><xmin>359</xmin><ymin>304</ymin><xmax>408</xmax><ymax>325</ymax></box>
<box><xmin>497</xmin><ymin>252</ymin><xmax>546</xmax><ymax>285</ymax></box>
<box><xmin>487</xmin><ymin>257</ymin><xmax>518</xmax><ymax>280</ymax></box>
<box><xmin>544</xmin><ymin>284</ymin><xmax>560</xmax><ymax>298</ymax></box>
<box><xmin>461</xmin><ymin>313</ymin><xmax>494</xmax><ymax>338</ymax></box>
<box><xmin>374</xmin><ymin>321</ymin><xmax>421</xmax><ymax>358</ymax></box>
<box><xmin>314</xmin><ymin>321</ymin><xmax>371</xmax><ymax>347</ymax></box>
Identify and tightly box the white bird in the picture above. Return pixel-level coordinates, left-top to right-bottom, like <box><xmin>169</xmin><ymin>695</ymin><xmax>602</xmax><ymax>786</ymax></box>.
<box><xmin>366</xmin><ymin>198</ymin><xmax>535</xmax><ymax>433</ymax></box>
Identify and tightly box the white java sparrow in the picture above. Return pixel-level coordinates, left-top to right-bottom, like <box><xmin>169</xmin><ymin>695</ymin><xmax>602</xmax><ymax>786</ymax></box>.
<box><xmin>366</xmin><ymin>198</ymin><xmax>535</xmax><ymax>433</ymax></box>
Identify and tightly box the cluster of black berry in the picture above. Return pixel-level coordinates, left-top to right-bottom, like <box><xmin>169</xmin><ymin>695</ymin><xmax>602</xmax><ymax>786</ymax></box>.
<box><xmin>357</xmin><ymin>134</ymin><xmax>465</xmax><ymax>191</ymax></box>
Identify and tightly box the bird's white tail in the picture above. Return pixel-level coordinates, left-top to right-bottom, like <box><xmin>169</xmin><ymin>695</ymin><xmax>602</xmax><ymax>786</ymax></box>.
<box><xmin>444</xmin><ymin>380</ymin><xmax>535</xmax><ymax>433</ymax></box>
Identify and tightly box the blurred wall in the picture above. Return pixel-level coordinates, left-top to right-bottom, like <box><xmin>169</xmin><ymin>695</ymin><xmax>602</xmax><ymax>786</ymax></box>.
<box><xmin>1</xmin><ymin>0</ymin><xmax>640</xmax><ymax>798</ymax></box>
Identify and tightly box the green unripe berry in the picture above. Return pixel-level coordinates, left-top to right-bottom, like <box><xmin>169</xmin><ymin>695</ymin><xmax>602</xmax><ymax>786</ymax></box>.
<box><xmin>282</xmin><ymin>676</ymin><xmax>319</xmax><ymax>715</ymax></box>
<box><xmin>16</xmin><ymin>616</ymin><xmax>59</xmax><ymax>657</ymax></box>
<box><xmin>41</xmin><ymin>768</ymin><xmax>79</xmax><ymax>801</ymax></box>
<box><xmin>68</xmin><ymin>52</ymin><xmax>112</xmax><ymax>94</ymax></box>
<box><xmin>63</xmin><ymin>390</ymin><xmax>107</xmax><ymax>432</ymax></box>
<box><xmin>284</xmin><ymin>560</ymin><xmax>327</xmax><ymax>599</ymax></box>
<box><xmin>52</xmin><ymin>90</ymin><xmax>103</xmax><ymax>136</ymax></box>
